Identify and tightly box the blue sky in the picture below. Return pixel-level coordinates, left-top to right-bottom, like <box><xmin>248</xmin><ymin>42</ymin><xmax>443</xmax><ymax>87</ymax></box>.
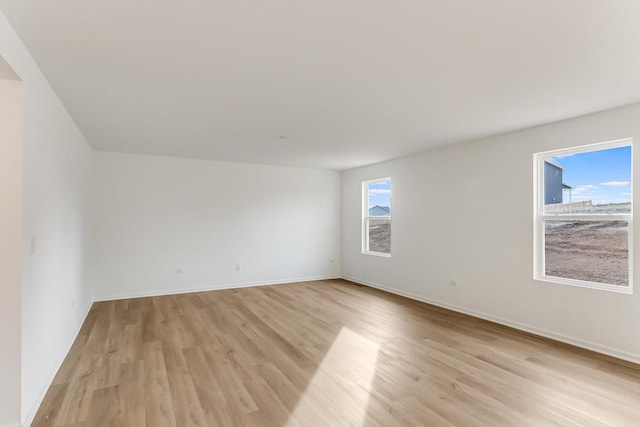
<box><xmin>368</xmin><ymin>180</ymin><xmax>391</xmax><ymax>209</ymax></box>
<box><xmin>550</xmin><ymin>145</ymin><xmax>631</xmax><ymax>205</ymax></box>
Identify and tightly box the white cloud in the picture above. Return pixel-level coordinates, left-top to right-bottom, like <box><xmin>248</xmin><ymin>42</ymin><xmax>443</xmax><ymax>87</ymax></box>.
<box><xmin>622</xmin><ymin>192</ymin><xmax>632</xmax><ymax>196</ymax></box>
<box><xmin>600</xmin><ymin>181</ymin><xmax>630</xmax><ymax>187</ymax></box>
<box><xmin>571</xmin><ymin>184</ymin><xmax>597</xmax><ymax>194</ymax></box>
<box><xmin>368</xmin><ymin>189</ymin><xmax>391</xmax><ymax>194</ymax></box>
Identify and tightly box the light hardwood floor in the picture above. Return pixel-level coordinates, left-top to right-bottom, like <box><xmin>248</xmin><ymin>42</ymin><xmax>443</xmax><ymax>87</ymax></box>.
<box><xmin>33</xmin><ymin>279</ymin><xmax>640</xmax><ymax>426</ymax></box>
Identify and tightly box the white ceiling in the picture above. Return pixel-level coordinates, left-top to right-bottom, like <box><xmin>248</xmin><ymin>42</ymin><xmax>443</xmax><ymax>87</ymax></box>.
<box><xmin>2</xmin><ymin>1</ymin><xmax>639</xmax><ymax>170</ymax></box>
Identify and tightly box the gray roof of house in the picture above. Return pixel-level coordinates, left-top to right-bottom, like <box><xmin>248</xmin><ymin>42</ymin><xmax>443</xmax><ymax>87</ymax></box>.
<box><xmin>369</xmin><ymin>205</ymin><xmax>390</xmax><ymax>216</ymax></box>
<box><xmin>545</xmin><ymin>158</ymin><xmax>564</xmax><ymax>169</ymax></box>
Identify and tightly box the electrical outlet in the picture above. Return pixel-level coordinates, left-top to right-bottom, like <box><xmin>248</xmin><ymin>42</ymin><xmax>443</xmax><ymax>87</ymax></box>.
<box><xmin>236</xmin><ymin>264</ymin><xmax>241</xmax><ymax>271</ymax></box>
<box><xmin>449</xmin><ymin>280</ymin><xmax>458</xmax><ymax>287</ymax></box>
<box><xmin>176</xmin><ymin>269</ymin><xmax>184</xmax><ymax>274</ymax></box>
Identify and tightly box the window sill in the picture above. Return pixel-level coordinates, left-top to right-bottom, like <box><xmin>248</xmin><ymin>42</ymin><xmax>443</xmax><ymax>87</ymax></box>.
<box><xmin>534</xmin><ymin>275</ymin><xmax>633</xmax><ymax>295</ymax></box>
<box><xmin>362</xmin><ymin>251</ymin><xmax>391</xmax><ymax>258</ymax></box>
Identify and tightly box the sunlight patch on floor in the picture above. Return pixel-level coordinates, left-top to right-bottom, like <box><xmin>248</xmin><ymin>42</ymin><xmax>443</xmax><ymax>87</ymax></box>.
<box><xmin>286</xmin><ymin>327</ymin><xmax>381</xmax><ymax>426</ymax></box>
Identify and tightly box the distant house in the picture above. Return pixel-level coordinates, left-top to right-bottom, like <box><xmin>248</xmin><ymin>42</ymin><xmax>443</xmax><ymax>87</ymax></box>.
<box><xmin>544</xmin><ymin>159</ymin><xmax>572</xmax><ymax>204</ymax></box>
<box><xmin>369</xmin><ymin>205</ymin><xmax>390</xmax><ymax>216</ymax></box>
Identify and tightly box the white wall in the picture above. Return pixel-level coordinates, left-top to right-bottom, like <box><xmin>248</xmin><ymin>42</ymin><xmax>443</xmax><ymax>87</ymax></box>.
<box><xmin>342</xmin><ymin>102</ymin><xmax>640</xmax><ymax>363</ymax></box>
<box><xmin>92</xmin><ymin>152</ymin><xmax>341</xmax><ymax>300</ymax></box>
<box><xmin>0</xmin><ymin>60</ymin><xmax>23</xmax><ymax>427</ymax></box>
<box><xmin>1</xmin><ymin>12</ymin><xmax>95</xmax><ymax>426</ymax></box>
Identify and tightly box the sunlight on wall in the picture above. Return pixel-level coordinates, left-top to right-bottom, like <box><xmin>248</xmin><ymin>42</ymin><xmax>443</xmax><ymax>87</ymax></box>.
<box><xmin>285</xmin><ymin>327</ymin><xmax>381</xmax><ymax>426</ymax></box>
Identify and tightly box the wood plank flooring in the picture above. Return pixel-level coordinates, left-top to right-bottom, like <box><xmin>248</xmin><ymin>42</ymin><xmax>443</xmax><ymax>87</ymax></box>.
<box><xmin>32</xmin><ymin>279</ymin><xmax>640</xmax><ymax>426</ymax></box>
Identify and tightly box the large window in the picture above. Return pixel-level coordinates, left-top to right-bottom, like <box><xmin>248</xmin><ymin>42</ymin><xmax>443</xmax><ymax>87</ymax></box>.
<box><xmin>363</xmin><ymin>178</ymin><xmax>391</xmax><ymax>256</ymax></box>
<box><xmin>534</xmin><ymin>139</ymin><xmax>633</xmax><ymax>293</ymax></box>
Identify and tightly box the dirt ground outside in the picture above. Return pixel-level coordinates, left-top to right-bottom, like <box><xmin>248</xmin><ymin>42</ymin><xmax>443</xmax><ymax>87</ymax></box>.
<box><xmin>369</xmin><ymin>222</ymin><xmax>390</xmax><ymax>254</ymax></box>
<box><xmin>545</xmin><ymin>220</ymin><xmax>628</xmax><ymax>286</ymax></box>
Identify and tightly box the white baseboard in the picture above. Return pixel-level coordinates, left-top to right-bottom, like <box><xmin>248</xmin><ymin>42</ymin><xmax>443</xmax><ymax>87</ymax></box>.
<box><xmin>94</xmin><ymin>275</ymin><xmax>341</xmax><ymax>302</ymax></box>
<box><xmin>23</xmin><ymin>302</ymin><xmax>93</xmax><ymax>427</ymax></box>
<box><xmin>1</xmin><ymin>422</ymin><xmax>23</xmax><ymax>427</ymax></box>
<box><xmin>343</xmin><ymin>275</ymin><xmax>640</xmax><ymax>365</ymax></box>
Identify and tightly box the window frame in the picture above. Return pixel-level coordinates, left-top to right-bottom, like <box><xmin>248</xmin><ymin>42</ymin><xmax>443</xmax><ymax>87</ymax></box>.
<box><xmin>362</xmin><ymin>177</ymin><xmax>392</xmax><ymax>257</ymax></box>
<box><xmin>533</xmin><ymin>138</ymin><xmax>633</xmax><ymax>294</ymax></box>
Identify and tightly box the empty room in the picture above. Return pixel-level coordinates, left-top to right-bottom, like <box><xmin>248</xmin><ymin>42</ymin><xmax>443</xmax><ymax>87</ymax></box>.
<box><xmin>1</xmin><ymin>1</ymin><xmax>640</xmax><ymax>426</ymax></box>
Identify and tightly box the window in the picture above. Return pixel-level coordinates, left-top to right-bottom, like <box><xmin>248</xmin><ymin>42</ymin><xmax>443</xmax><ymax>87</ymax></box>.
<box><xmin>363</xmin><ymin>178</ymin><xmax>391</xmax><ymax>256</ymax></box>
<box><xmin>534</xmin><ymin>139</ymin><xmax>633</xmax><ymax>293</ymax></box>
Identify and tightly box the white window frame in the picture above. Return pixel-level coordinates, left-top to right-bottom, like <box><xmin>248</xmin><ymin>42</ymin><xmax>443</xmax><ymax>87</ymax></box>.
<box><xmin>362</xmin><ymin>177</ymin><xmax>391</xmax><ymax>257</ymax></box>
<box><xmin>533</xmin><ymin>138</ymin><xmax>633</xmax><ymax>294</ymax></box>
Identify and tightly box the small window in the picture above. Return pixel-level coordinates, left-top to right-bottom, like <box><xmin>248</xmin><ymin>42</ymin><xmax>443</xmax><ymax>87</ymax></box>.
<box><xmin>363</xmin><ymin>178</ymin><xmax>391</xmax><ymax>256</ymax></box>
<box><xmin>534</xmin><ymin>139</ymin><xmax>633</xmax><ymax>293</ymax></box>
